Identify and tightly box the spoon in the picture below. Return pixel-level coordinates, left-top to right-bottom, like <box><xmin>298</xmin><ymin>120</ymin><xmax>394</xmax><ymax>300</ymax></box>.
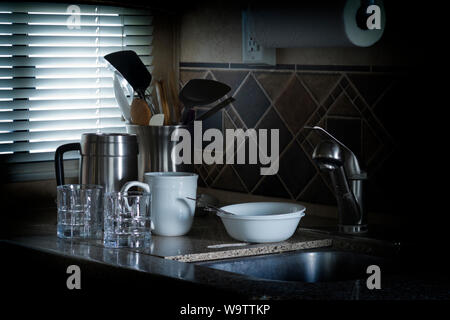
<box><xmin>149</xmin><ymin>114</ymin><xmax>164</xmax><ymax>126</ymax></box>
<box><xmin>186</xmin><ymin>197</ymin><xmax>235</xmax><ymax>215</ymax></box>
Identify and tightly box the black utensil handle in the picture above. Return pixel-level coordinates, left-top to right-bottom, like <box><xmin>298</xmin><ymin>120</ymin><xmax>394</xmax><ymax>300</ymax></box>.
<box><xmin>180</xmin><ymin>107</ymin><xmax>189</xmax><ymax>124</ymax></box>
<box><xmin>183</xmin><ymin>109</ymin><xmax>196</xmax><ymax>125</ymax></box>
<box><xmin>195</xmin><ymin>97</ymin><xmax>235</xmax><ymax>121</ymax></box>
<box><xmin>54</xmin><ymin>143</ymin><xmax>81</xmax><ymax>186</ymax></box>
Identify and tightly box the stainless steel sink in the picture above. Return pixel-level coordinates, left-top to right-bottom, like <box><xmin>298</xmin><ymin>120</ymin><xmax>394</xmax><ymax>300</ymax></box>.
<box><xmin>199</xmin><ymin>248</ymin><xmax>389</xmax><ymax>283</ymax></box>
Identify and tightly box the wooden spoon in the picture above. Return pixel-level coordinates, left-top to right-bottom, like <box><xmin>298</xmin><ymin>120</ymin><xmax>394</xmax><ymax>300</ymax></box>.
<box><xmin>130</xmin><ymin>97</ymin><xmax>151</xmax><ymax>126</ymax></box>
<box><xmin>155</xmin><ymin>80</ymin><xmax>172</xmax><ymax>125</ymax></box>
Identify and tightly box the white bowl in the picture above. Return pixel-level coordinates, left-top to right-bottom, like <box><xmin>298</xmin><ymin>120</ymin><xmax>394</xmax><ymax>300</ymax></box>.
<box><xmin>217</xmin><ymin>202</ymin><xmax>306</xmax><ymax>243</ymax></box>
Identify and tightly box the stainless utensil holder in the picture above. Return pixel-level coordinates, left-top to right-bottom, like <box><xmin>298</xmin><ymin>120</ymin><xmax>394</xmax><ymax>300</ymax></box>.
<box><xmin>126</xmin><ymin>124</ymin><xmax>194</xmax><ymax>181</ymax></box>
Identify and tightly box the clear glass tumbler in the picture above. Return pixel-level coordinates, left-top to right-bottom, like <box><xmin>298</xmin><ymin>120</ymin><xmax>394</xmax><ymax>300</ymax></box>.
<box><xmin>57</xmin><ymin>184</ymin><xmax>104</xmax><ymax>239</ymax></box>
<box><xmin>104</xmin><ymin>191</ymin><xmax>151</xmax><ymax>248</ymax></box>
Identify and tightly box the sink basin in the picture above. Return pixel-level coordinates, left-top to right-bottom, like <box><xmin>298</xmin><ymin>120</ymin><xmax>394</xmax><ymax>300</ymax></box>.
<box><xmin>199</xmin><ymin>248</ymin><xmax>390</xmax><ymax>283</ymax></box>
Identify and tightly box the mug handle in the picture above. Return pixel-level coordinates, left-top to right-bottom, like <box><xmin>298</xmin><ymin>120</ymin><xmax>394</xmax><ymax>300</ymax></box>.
<box><xmin>55</xmin><ymin>143</ymin><xmax>81</xmax><ymax>186</ymax></box>
<box><xmin>121</xmin><ymin>181</ymin><xmax>150</xmax><ymax>193</ymax></box>
<box><xmin>120</xmin><ymin>181</ymin><xmax>151</xmax><ymax>213</ymax></box>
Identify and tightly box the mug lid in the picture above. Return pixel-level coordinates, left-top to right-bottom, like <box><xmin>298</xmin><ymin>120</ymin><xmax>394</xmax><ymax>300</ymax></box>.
<box><xmin>81</xmin><ymin>133</ymin><xmax>138</xmax><ymax>156</ymax></box>
<box><xmin>81</xmin><ymin>133</ymin><xmax>137</xmax><ymax>144</ymax></box>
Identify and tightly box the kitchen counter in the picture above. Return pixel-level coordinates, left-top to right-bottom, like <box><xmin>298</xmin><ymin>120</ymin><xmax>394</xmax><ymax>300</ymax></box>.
<box><xmin>2</xmin><ymin>205</ymin><xmax>449</xmax><ymax>301</ymax></box>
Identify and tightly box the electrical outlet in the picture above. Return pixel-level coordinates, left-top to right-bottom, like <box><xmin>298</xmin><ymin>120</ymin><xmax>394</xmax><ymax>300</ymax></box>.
<box><xmin>242</xmin><ymin>11</ymin><xmax>276</xmax><ymax>65</ymax></box>
<box><xmin>248</xmin><ymin>36</ymin><xmax>259</xmax><ymax>54</ymax></box>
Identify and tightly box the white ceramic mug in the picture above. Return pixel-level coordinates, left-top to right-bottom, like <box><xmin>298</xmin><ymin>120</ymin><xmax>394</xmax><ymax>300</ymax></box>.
<box><xmin>121</xmin><ymin>172</ymin><xmax>198</xmax><ymax>236</ymax></box>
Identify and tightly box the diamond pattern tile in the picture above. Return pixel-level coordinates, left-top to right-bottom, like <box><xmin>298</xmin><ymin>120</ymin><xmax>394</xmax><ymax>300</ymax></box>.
<box><xmin>256</xmin><ymin>107</ymin><xmax>292</xmax><ymax>153</ymax></box>
<box><xmin>224</xmin><ymin>105</ymin><xmax>246</xmax><ymax>129</ymax></box>
<box><xmin>347</xmin><ymin>74</ymin><xmax>393</xmax><ymax>106</ymax></box>
<box><xmin>326</xmin><ymin>118</ymin><xmax>362</xmax><ymax>159</ymax></box>
<box><xmin>362</xmin><ymin>120</ymin><xmax>382</xmax><ymax>165</ymax></box>
<box><xmin>180</xmin><ymin>64</ymin><xmax>401</xmax><ymax>213</ymax></box>
<box><xmin>232</xmin><ymin>75</ymin><xmax>271</xmax><ymax>128</ymax></box>
<box><xmin>277</xmin><ymin>141</ymin><xmax>316</xmax><ymax>198</ymax></box>
<box><xmin>211</xmin><ymin>70</ymin><xmax>249</xmax><ymax>96</ymax></box>
<box><xmin>254</xmin><ymin>71</ymin><xmax>293</xmax><ymax>102</ymax></box>
<box><xmin>274</xmin><ymin>76</ymin><xmax>318</xmax><ymax>135</ymax></box>
<box><xmin>298</xmin><ymin>174</ymin><xmax>335</xmax><ymax>205</ymax></box>
<box><xmin>345</xmin><ymin>82</ymin><xmax>358</xmax><ymax>101</ymax></box>
<box><xmin>253</xmin><ymin>174</ymin><xmax>290</xmax><ymax>199</ymax></box>
<box><xmin>212</xmin><ymin>165</ymin><xmax>246</xmax><ymax>192</ymax></box>
<box><xmin>232</xmin><ymin>142</ymin><xmax>265</xmax><ymax>192</ymax></box>
<box><xmin>328</xmin><ymin>91</ymin><xmax>360</xmax><ymax>117</ymax></box>
<box><xmin>223</xmin><ymin>110</ymin><xmax>236</xmax><ymax>131</ymax></box>
<box><xmin>371</xmin><ymin>79</ymin><xmax>405</xmax><ymax>140</ymax></box>
<box><xmin>299</xmin><ymin>73</ymin><xmax>340</xmax><ymax>104</ymax></box>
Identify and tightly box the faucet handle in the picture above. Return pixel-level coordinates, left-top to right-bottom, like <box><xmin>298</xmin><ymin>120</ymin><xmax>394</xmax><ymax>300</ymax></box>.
<box><xmin>305</xmin><ymin>126</ymin><xmax>365</xmax><ymax>178</ymax></box>
<box><xmin>304</xmin><ymin>126</ymin><xmax>352</xmax><ymax>155</ymax></box>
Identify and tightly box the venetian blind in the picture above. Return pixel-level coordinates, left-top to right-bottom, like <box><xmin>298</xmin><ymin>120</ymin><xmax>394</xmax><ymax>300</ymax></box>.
<box><xmin>0</xmin><ymin>2</ymin><xmax>153</xmax><ymax>163</ymax></box>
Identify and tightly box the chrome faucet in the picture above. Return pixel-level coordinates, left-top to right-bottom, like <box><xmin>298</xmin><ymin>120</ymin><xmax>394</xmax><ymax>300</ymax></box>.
<box><xmin>306</xmin><ymin>126</ymin><xmax>368</xmax><ymax>234</ymax></box>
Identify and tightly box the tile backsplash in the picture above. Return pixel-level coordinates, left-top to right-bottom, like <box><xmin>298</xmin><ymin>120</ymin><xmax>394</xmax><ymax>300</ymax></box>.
<box><xmin>180</xmin><ymin>63</ymin><xmax>408</xmax><ymax>215</ymax></box>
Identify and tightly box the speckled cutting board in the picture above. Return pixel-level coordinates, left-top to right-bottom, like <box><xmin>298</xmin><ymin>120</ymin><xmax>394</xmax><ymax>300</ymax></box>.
<box><xmin>144</xmin><ymin>217</ymin><xmax>333</xmax><ymax>262</ymax></box>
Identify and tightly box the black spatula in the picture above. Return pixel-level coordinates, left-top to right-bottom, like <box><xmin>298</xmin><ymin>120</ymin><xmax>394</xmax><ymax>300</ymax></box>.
<box><xmin>104</xmin><ymin>50</ymin><xmax>151</xmax><ymax>99</ymax></box>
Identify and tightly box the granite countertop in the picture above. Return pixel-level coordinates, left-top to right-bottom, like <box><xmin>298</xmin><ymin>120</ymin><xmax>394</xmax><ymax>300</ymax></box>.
<box><xmin>4</xmin><ymin>214</ymin><xmax>334</xmax><ymax>262</ymax></box>
<box><xmin>145</xmin><ymin>215</ymin><xmax>333</xmax><ymax>262</ymax></box>
<box><xmin>2</xmin><ymin>208</ymin><xmax>450</xmax><ymax>300</ymax></box>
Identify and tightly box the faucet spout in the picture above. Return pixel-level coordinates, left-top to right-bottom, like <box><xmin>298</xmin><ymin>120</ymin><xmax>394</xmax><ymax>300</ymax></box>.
<box><xmin>307</xmin><ymin>127</ymin><xmax>368</xmax><ymax>234</ymax></box>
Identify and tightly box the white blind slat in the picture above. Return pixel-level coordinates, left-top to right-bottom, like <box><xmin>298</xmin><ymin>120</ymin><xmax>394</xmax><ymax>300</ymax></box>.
<box><xmin>0</xmin><ymin>117</ymin><xmax>125</xmax><ymax>132</ymax></box>
<box><xmin>0</xmin><ymin>2</ymin><xmax>152</xmax><ymax>163</ymax></box>
<box><xmin>1</xmin><ymin>107</ymin><xmax>122</xmax><ymax>121</ymax></box>
<box><xmin>0</xmin><ymin>77</ymin><xmax>115</xmax><ymax>88</ymax></box>
<box><xmin>0</xmin><ymin>56</ymin><xmax>152</xmax><ymax>67</ymax></box>
<box><xmin>0</xmin><ymin>126</ymin><xmax>122</xmax><ymax>142</ymax></box>
<box><xmin>0</xmin><ymin>45</ymin><xmax>152</xmax><ymax>56</ymax></box>
<box><xmin>1</xmin><ymin>139</ymin><xmax>81</xmax><ymax>153</ymax></box>
<box><xmin>0</xmin><ymin>65</ymin><xmax>153</xmax><ymax>78</ymax></box>
<box><xmin>0</xmin><ymin>57</ymin><xmax>110</xmax><ymax>67</ymax></box>
<box><xmin>2</xmin><ymin>126</ymin><xmax>128</xmax><ymax>163</ymax></box>
<box><xmin>0</xmin><ymin>88</ymin><xmax>115</xmax><ymax>99</ymax></box>
<box><xmin>0</xmin><ymin>98</ymin><xmax>118</xmax><ymax>110</ymax></box>
<box><xmin>0</xmin><ymin>35</ymin><xmax>153</xmax><ymax>46</ymax></box>
<box><xmin>0</xmin><ymin>13</ymin><xmax>152</xmax><ymax>26</ymax></box>
<box><xmin>0</xmin><ymin>24</ymin><xmax>153</xmax><ymax>36</ymax></box>
<box><xmin>0</xmin><ymin>3</ymin><xmax>148</xmax><ymax>15</ymax></box>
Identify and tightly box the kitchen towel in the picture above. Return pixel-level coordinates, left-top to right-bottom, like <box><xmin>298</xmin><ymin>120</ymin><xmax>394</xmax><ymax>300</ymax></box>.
<box><xmin>248</xmin><ymin>0</ymin><xmax>385</xmax><ymax>47</ymax></box>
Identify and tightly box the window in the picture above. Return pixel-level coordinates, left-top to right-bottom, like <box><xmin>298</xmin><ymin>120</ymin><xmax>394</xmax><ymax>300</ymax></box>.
<box><xmin>0</xmin><ymin>2</ymin><xmax>153</xmax><ymax>168</ymax></box>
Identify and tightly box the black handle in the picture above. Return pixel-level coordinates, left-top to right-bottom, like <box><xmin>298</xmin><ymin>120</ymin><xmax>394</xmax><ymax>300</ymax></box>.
<box><xmin>195</xmin><ymin>97</ymin><xmax>235</xmax><ymax>122</ymax></box>
<box><xmin>54</xmin><ymin>143</ymin><xmax>81</xmax><ymax>186</ymax></box>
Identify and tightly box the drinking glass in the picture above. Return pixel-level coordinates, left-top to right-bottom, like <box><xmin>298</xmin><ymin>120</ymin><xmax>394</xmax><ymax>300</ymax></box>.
<box><xmin>104</xmin><ymin>191</ymin><xmax>151</xmax><ymax>248</ymax></box>
<box><xmin>57</xmin><ymin>184</ymin><xmax>103</xmax><ymax>239</ymax></box>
